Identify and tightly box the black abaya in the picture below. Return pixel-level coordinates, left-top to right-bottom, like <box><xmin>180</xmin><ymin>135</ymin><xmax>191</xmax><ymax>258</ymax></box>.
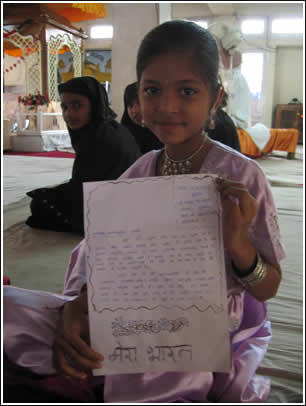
<box><xmin>26</xmin><ymin>77</ymin><xmax>141</xmax><ymax>235</ymax></box>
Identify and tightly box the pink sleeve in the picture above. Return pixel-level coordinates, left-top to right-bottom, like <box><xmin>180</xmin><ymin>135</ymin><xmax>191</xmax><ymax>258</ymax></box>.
<box><xmin>62</xmin><ymin>240</ymin><xmax>87</xmax><ymax>296</ymax></box>
<box><xmin>246</xmin><ymin>165</ymin><xmax>286</xmax><ymax>265</ymax></box>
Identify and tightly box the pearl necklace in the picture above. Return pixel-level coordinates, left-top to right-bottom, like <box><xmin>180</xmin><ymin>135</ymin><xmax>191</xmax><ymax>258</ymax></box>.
<box><xmin>162</xmin><ymin>133</ymin><xmax>208</xmax><ymax>175</ymax></box>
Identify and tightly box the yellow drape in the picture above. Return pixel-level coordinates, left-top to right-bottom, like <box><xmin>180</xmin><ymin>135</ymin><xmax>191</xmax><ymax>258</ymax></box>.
<box><xmin>71</xmin><ymin>3</ymin><xmax>106</xmax><ymax>18</ymax></box>
<box><xmin>46</xmin><ymin>3</ymin><xmax>106</xmax><ymax>22</ymax></box>
<box><xmin>4</xmin><ymin>48</ymin><xmax>38</xmax><ymax>57</ymax></box>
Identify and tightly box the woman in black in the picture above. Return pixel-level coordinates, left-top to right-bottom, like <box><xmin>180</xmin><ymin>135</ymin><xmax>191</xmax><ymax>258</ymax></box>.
<box><xmin>121</xmin><ymin>82</ymin><xmax>164</xmax><ymax>154</ymax></box>
<box><xmin>26</xmin><ymin>76</ymin><xmax>141</xmax><ymax>235</ymax></box>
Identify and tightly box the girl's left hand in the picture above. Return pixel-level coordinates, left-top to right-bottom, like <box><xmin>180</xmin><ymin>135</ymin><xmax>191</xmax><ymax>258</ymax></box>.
<box><xmin>216</xmin><ymin>177</ymin><xmax>258</xmax><ymax>254</ymax></box>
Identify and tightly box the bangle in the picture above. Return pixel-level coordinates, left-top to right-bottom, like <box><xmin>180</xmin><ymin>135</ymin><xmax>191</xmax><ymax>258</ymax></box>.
<box><xmin>232</xmin><ymin>253</ymin><xmax>267</xmax><ymax>288</ymax></box>
<box><xmin>232</xmin><ymin>253</ymin><xmax>258</xmax><ymax>277</ymax></box>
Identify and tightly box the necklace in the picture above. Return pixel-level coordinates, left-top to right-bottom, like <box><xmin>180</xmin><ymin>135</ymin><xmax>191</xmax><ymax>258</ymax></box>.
<box><xmin>162</xmin><ymin>133</ymin><xmax>208</xmax><ymax>175</ymax></box>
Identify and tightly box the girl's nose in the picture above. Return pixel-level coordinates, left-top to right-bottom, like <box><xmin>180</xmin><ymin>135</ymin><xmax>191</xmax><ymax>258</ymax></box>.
<box><xmin>159</xmin><ymin>90</ymin><xmax>179</xmax><ymax>113</ymax></box>
<box><xmin>63</xmin><ymin>106</ymin><xmax>73</xmax><ymax>119</ymax></box>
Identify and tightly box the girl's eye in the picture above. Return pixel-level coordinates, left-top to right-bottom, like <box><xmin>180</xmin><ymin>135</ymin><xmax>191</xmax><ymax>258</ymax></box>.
<box><xmin>144</xmin><ymin>87</ymin><xmax>160</xmax><ymax>95</ymax></box>
<box><xmin>181</xmin><ymin>88</ymin><xmax>196</xmax><ymax>96</ymax></box>
<box><xmin>72</xmin><ymin>102</ymin><xmax>81</xmax><ymax>108</ymax></box>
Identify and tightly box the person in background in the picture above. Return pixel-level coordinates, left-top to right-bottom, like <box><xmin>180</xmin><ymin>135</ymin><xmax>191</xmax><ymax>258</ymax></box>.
<box><xmin>25</xmin><ymin>76</ymin><xmax>141</xmax><ymax>235</ymax></box>
<box><xmin>219</xmin><ymin>48</ymin><xmax>251</xmax><ymax>130</ymax></box>
<box><xmin>207</xmin><ymin>91</ymin><xmax>241</xmax><ymax>152</ymax></box>
<box><xmin>121</xmin><ymin>82</ymin><xmax>163</xmax><ymax>154</ymax></box>
<box><xmin>4</xmin><ymin>21</ymin><xmax>283</xmax><ymax>403</ymax></box>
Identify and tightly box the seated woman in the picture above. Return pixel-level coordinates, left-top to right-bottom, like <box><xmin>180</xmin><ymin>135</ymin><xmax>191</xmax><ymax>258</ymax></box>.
<box><xmin>121</xmin><ymin>82</ymin><xmax>164</xmax><ymax>154</ymax></box>
<box><xmin>26</xmin><ymin>76</ymin><xmax>141</xmax><ymax>235</ymax></box>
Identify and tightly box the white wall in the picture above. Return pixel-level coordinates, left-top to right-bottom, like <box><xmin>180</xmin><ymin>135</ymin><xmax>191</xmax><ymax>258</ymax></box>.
<box><xmin>76</xmin><ymin>4</ymin><xmax>158</xmax><ymax>118</ymax></box>
<box><xmin>78</xmin><ymin>23</ymin><xmax>113</xmax><ymax>50</ymax></box>
<box><xmin>273</xmin><ymin>47</ymin><xmax>303</xmax><ymax>105</ymax></box>
<box><xmin>263</xmin><ymin>50</ymin><xmax>276</xmax><ymax>128</ymax></box>
<box><xmin>172</xmin><ymin>3</ymin><xmax>212</xmax><ymax>18</ymax></box>
<box><xmin>111</xmin><ymin>4</ymin><xmax>158</xmax><ymax>119</ymax></box>
<box><xmin>77</xmin><ymin>3</ymin><xmax>113</xmax><ymax>50</ymax></box>
<box><xmin>159</xmin><ymin>3</ymin><xmax>172</xmax><ymax>24</ymax></box>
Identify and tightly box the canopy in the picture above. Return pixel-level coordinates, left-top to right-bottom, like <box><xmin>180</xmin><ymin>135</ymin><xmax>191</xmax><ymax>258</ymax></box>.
<box><xmin>3</xmin><ymin>2</ymin><xmax>107</xmax><ymax>57</ymax></box>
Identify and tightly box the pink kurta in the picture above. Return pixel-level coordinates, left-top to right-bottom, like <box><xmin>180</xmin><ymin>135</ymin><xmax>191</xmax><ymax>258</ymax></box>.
<box><xmin>4</xmin><ymin>140</ymin><xmax>285</xmax><ymax>402</ymax></box>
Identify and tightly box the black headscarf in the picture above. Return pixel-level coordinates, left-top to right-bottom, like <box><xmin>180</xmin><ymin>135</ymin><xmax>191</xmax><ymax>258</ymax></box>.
<box><xmin>58</xmin><ymin>76</ymin><xmax>116</xmax><ymax>127</ymax></box>
<box><xmin>121</xmin><ymin>82</ymin><xmax>163</xmax><ymax>154</ymax></box>
<box><xmin>58</xmin><ymin>76</ymin><xmax>141</xmax><ymax>182</ymax></box>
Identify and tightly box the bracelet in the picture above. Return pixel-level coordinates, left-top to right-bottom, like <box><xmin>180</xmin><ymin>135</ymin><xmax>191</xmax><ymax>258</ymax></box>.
<box><xmin>232</xmin><ymin>253</ymin><xmax>267</xmax><ymax>288</ymax></box>
<box><xmin>232</xmin><ymin>253</ymin><xmax>258</xmax><ymax>277</ymax></box>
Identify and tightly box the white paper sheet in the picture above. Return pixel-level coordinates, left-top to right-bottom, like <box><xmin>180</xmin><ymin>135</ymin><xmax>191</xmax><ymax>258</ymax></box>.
<box><xmin>84</xmin><ymin>174</ymin><xmax>231</xmax><ymax>375</ymax></box>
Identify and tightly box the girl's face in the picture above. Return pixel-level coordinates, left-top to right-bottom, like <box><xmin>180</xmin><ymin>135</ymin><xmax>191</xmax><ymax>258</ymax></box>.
<box><xmin>127</xmin><ymin>100</ymin><xmax>142</xmax><ymax>125</ymax></box>
<box><xmin>138</xmin><ymin>51</ymin><xmax>222</xmax><ymax>149</ymax></box>
<box><xmin>60</xmin><ymin>92</ymin><xmax>91</xmax><ymax>130</ymax></box>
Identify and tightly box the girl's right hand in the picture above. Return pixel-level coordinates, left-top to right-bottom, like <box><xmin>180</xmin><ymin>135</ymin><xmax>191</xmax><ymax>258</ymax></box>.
<box><xmin>52</xmin><ymin>292</ymin><xmax>104</xmax><ymax>379</ymax></box>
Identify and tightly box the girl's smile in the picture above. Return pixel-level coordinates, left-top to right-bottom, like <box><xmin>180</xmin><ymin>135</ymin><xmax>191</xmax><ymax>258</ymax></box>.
<box><xmin>155</xmin><ymin>121</ymin><xmax>185</xmax><ymax>129</ymax></box>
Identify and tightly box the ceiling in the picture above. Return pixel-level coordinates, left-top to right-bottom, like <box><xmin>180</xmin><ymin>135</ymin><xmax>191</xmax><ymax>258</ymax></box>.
<box><xmin>65</xmin><ymin>3</ymin><xmax>304</xmax><ymax>32</ymax></box>
<box><xmin>4</xmin><ymin>3</ymin><xmax>302</xmax><ymax>29</ymax></box>
<box><xmin>172</xmin><ymin>2</ymin><xmax>304</xmax><ymax>19</ymax></box>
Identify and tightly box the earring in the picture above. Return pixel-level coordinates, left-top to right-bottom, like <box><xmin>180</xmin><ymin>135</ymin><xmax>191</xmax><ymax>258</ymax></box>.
<box><xmin>208</xmin><ymin>113</ymin><xmax>215</xmax><ymax>130</ymax></box>
<box><xmin>141</xmin><ymin>119</ymin><xmax>146</xmax><ymax>128</ymax></box>
<box><xmin>201</xmin><ymin>127</ymin><xmax>207</xmax><ymax>136</ymax></box>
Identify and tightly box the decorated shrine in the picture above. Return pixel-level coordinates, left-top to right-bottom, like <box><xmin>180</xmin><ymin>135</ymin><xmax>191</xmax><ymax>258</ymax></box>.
<box><xmin>3</xmin><ymin>3</ymin><xmax>106</xmax><ymax>150</ymax></box>
<box><xmin>3</xmin><ymin>3</ymin><xmax>90</xmax><ymax>101</ymax></box>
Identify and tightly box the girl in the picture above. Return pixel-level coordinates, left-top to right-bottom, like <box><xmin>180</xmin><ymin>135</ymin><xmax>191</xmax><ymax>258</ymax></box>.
<box><xmin>25</xmin><ymin>76</ymin><xmax>140</xmax><ymax>235</ymax></box>
<box><xmin>4</xmin><ymin>21</ymin><xmax>284</xmax><ymax>403</ymax></box>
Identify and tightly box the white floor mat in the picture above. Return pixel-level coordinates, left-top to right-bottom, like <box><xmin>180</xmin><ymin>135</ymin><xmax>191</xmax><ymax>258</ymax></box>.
<box><xmin>3</xmin><ymin>155</ymin><xmax>73</xmax><ymax>206</ymax></box>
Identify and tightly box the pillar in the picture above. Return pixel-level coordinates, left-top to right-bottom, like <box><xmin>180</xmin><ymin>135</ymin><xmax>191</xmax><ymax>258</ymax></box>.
<box><xmin>158</xmin><ymin>3</ymin><xmax>172</xmax><ymax>24</ymax></box>
<box><xmin>111</xmin><ymin>3</ymin><xmax>158</xmax><ymax>119</ymax></box>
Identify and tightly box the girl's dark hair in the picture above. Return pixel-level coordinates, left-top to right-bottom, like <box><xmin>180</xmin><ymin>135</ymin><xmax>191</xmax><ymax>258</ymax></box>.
<box><xmin>136</xmin><ymin>20</ymin><xmax>220</xmax><ymax>95</ymax></box>
<box><xmin>219</xmin><ymin>90</ymin><xmax>229</xmax><ymax>109</ymax></box>
<box><xmin>123</xmin><ymin>82</ymin><xmax>138</xmax><ymax>109</ymax></box>
<box><xmin>121</xmin><ymin>82</ymin><xmax>138</xmax><ymax>127</ymax></box>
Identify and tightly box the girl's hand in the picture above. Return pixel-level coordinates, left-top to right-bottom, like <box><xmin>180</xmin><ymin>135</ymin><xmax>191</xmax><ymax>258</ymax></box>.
<box><xmin>216</xmin><ymin>177</ymin><xmax>282</xmax><ymax>301</ymax></box>
<box><xmin>52</xmin><ymin>292</ymin><xmax>104</xmax><ymax>379</ymax></box>
<box><xmin>216</xmin><ymin>177</ymin><xmax>258</xmax><ymax>255</ymax></box>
